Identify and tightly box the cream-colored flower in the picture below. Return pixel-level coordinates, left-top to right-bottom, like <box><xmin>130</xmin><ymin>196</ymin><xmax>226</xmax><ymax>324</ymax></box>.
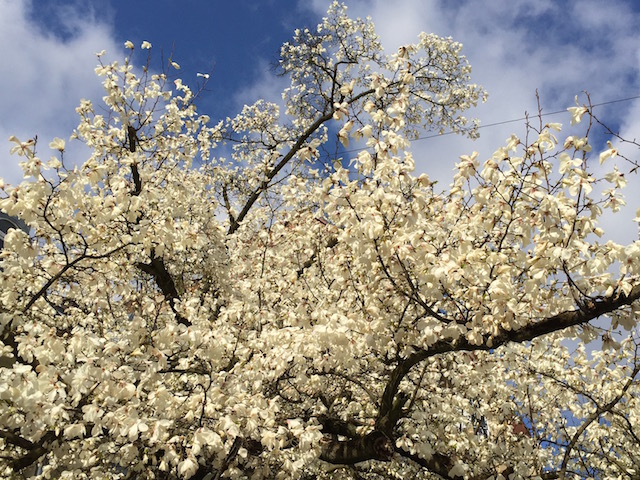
<box><xmin>599</xmin><ymin>140</ymin><xmax>618</xmax><ymax>164</ymax></box>
<box><xmin>568</xmin><ymin>96</ymin><xmax>588</xmax><ymax>125</ymax></box>
<box><xmin>49</xmin><ymin>137</ymin><xmax>66</xmax><ymax>152</ymax></box>
<box><xmin>8</xmin><ymin>135</ymin><xmax>35</xmax><ymax>156</ymax></box>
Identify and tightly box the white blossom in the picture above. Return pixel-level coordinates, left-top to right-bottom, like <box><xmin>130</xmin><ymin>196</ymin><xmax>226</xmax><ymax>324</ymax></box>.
<box><xmin>1</xmin><ymin>3</ymin><xmax>640</xmax><ymax>479</ymax></box>
<box><xmin>48</xmin><ymin>137</ymin><xmax>66</xmax><ymax>151</ymax></box>
<box><xmin>568</xmin><ymin>95</ymin><xmax>588</xmax><ymax>125</ymax></box>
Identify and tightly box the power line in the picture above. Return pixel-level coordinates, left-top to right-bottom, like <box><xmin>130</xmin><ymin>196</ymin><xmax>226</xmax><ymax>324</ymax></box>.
<box><xmin>415</xmin><ymin>94</ymin><xmax>640</xmax><ymax>142</ymax></box>
<box><xmin>334</xmin><ymin>94</ymin><xmax>640</xmax><ymax>156</ymax></box>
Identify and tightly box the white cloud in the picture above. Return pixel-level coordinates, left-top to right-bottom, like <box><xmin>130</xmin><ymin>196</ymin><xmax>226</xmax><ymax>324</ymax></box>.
<box><xmin>3</xmin><ymin>0</ymin><xmax>637</xmax><ymax>243</ymax></box>
<box><xmin>0</xmin><ymin>0</ymin><xmax>118</xmax><ymax>186</ymax></box>
<box><xmin>601</xmin><ymin>42</ymin><xmax>640</xmax><ymax>245</ymax></box>
<box><xmin>301</xmin><ymin>0</ymin><xmax>640</xmax><ymax>243</ymax></box>
<box><xmin>230</xmin><ymin>59</ymin><xmax>289</xmax><ymax>114</ymax></box>
<box><xmin>307</xmin><ymin>0</ymin><xmax>638</xmax><ymax>160</ymax></box>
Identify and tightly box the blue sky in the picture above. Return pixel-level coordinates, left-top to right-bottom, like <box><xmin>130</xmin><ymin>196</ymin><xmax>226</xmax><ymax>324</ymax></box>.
<box><xmin>1</xmin><ymin>0</ymin><xmax>639</xmax><ymax>240</ymax></box>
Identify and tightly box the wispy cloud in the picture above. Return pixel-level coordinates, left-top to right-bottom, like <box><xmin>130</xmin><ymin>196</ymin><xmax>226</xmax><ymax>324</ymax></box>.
<box><xmin>302</xmin><ymin>0</ymin><xmax>640</xmax><ymax>243</ymax></box>
<box><xmin>0</xmin><ymin>0</ymin><xmax>118</xmax><ymax>185</ymax></box>
<box><xmin>304</xmin><ymin>0</ymin><xmax>638</xmax><ymax>167</ymax></box>
<box><xmin>3</xmin><ymin>0</ymin><xmax>638</xmax><ymax>243</ymax></box>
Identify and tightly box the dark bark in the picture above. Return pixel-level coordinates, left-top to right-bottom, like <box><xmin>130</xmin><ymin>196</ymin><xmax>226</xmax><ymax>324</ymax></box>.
<box><xmin>0</xmin><ymin>430</ymin><xmax>57</xmax><ymax>472</ymax></box>
<box><xmin>318</xmin><ymin>285</ymin><xmax>640</xmax><ymax>469</ymax></box>
<box><xmin>320</xmin><ymin>430</ymin><xmax>394</xmax><ymax>464</ymax></box>
<box><xmin>228</xmin><ymin>111</ymin><xmax>334</xmax><ymax>235</ymax></box>
<box><xmin>227</xmin><ymin>88</ymin><xmax>375</xmax><ymax>235</ymax></box>
<box><xmin>136</xmin><ymin>251</ymin><xmax>191</xmax><ymax>326</ymax></box>
<box><xmin>395</xmin><ymin>446</ymin><xmax>461</xmax><ymax>479</ymax></box>
<box><xmin>316</xmin><ymin>415</ymin><xmax>394</xmax><ymax>465</ymax></box>
<box><xmin>130</xmin><ymin>163</ymin><xmax>142</xmax><ymax>196</ymax></box>
<box><xmin>127</xmin><ymin>125</ymin><xmax>138</xmax><ymax>153</ymax></box>
<box><xmin>317</xmin><ymin>414</ymin><xmax>360</xmax><ymax>438</ymax></box>
<box><xmin>377</xmin><ymin>285</ymin><xmax>640</xmax><ymax>434</ymax></box>
<box><xmin>191</xmin><ymin>437</ymin><xmax>243</xmax><ymax>480</ymax></box>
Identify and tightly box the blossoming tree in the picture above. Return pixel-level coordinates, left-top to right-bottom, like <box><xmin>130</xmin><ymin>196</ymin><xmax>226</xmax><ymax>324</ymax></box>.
<box><xmin>2</xmin><ymin>3</ymin><xmax>640</xmax><ymax>479</ymax></box>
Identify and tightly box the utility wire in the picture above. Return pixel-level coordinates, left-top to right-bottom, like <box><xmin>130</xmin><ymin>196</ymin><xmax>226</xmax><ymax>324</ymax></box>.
<box><xmin>334</xmin><ymin>94</ymin><xmax>640</xmax><ymax>156</ymax></box>
<box><xmin>449</xmin><ymin>94</ymin><xmax>640</xmax><ymax>138</ymax></box>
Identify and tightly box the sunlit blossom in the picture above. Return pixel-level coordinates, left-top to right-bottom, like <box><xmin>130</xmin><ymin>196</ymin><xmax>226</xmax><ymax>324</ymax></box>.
<box><xmin>599</xmin><ymin>140</ymin><xmax>618</xmax><ymax>164</ymax></box>
<box><xmin>48</xmin><ymin>137</ymin><xmax>65</xmax><ymax>151</ymax></box>
<box><xmin>568</xmin><ymin>96</ymin><xmax>588</xmax><ymax>125</ymax></box>
<box><xmin>2</xmin><ymin>3</ymin><xmax>640</xmax><ymax>480</ymax></box>
<box><xmin>8</xmin><ymin>135</ymin><xmax>35</xmax><ymax>156</ymax></box>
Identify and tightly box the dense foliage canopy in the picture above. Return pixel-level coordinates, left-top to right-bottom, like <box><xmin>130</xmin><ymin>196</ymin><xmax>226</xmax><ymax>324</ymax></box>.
<box><xmin>2</xmin><ymin>3</ymin><xmax>640</xmax><ymax>479</ymax></box>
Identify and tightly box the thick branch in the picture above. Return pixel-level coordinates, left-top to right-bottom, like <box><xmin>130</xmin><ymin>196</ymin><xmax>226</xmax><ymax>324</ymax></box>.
<box><xmin>317</xmin><ymin>414</ymin><xmax>360</xmax><ymax>438</ymax></box>
<box><xmin>227</xmin><ymin>87</ymin><xmax>375</xmax><ymax>235</ymax></box>
<box><xmin>136</xmin><ymin>251</ymin><xmax>190</xmax><ymax>326</ymax></box>
<box><xmin>0</xmin><ymin>429</ymin><xmax>36</xmax><ymax>450</ymax></box>
<box><xmin>127</xmin><ymin>125</ymin><xmax>138</xmax><ymax>153</ymax></box>
<box><xmin>377</xmin><ymin>284</ymin><xmax>640</xmax><ymax>435</ymax></box>
<box><xmin>228</xmin><ymin>111</ymin><xmax>334</xmax><ymax>235</ymax></box>
<box><xmin>376</xmin><ymin>392</ymin><xmax>408</xmax><ymax>435</ymax></box>
<box><xmin>319</xmin><ymin>430</ymin><xmax>394</xmax><ymax>465</ymax></box>
<box><xmin>395</xmin><ymin>446</ymin><xmax>460</xmax><ymax>479</ymax></box>
<box><xmin>0</xmin><ymin>430</ymin><xmax>57</xmax><ymax>472</ymax></box>
<box><xmin>130</xmin><ymin>163</ymin><xmax>142</xmax><ymax>196</ymax></box>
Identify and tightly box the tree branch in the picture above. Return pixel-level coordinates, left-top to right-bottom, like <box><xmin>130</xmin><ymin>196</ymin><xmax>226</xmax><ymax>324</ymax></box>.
<box><xmin>320</xmin><ymin>430</ymin><xmax>394</xmax><ymax>465</ymax></box>
<box><xmin>377</xmin><ymin>284</ymin><xmax>640</xmax><ymax>440</ymax></box>
<box><xmin>0</xmin><ymin>429</ymin><xmax>36</xmax><ymax>450</ymax></box>
<box><xmin>191</xmin><ymin>437</ymin><xmax>243</xmax><ymax>480</ymax></box>
<box><xmin>395</xmin><ymin>446</ymin><xmax>460</xmax><ymax>479</ymax></box>
<box><xmin>22</xmin><ymin>243</ymin><xmax>129</xmax><ymax>314</ymax></box>
<box><xmin>297</xmin><ymin>235</ymin><xmax>338</xmax><ymax>278</ymax></box>
<box><xmin>228</xmin><ymin>111</ymin><xmax>334</xmax><ymax>235</ymax></box>
<box><xmin>130</xmin><ymin>163</ymin><xmax>142</xmax><ymax>196</ymax></box>
<box><xmin>136</xmin><ymin>250</ymin><xmax>191</xmax><ymax>326</ymax></box>
<box><xmin>558</xmin><ymin>363</ymin><xmax>640</xmax><ymax>479</ymax></box>
<box><xmin>227</xmin><ymin>87</ymin><xmax>375</xmax><ymax>235</ymax></box>
<box><xmin>0</xmin><ymin>430</ymin><xmax>57</xmax><ymax>472</ymax></box>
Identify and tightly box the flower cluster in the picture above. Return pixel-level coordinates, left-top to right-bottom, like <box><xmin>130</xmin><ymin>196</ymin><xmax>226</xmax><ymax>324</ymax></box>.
<box><xmin>1</xmin><ymin>2</ymin><xmax>639</xmax><ymax>479</ymax></box>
